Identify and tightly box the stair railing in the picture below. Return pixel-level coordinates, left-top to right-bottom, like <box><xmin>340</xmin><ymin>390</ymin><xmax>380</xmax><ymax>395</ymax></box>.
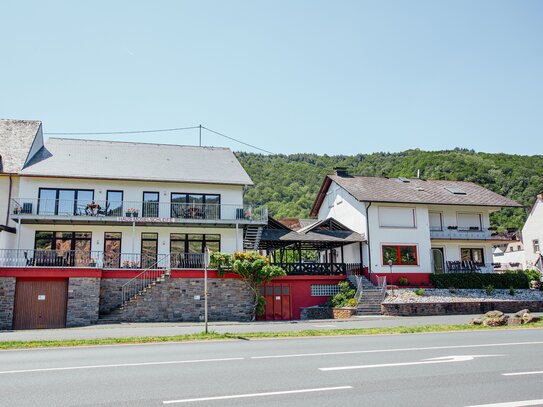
<box><xmin>121</xmin><ymin>253</ymin><xmax>171</xmax><ymax>306</ymax></box>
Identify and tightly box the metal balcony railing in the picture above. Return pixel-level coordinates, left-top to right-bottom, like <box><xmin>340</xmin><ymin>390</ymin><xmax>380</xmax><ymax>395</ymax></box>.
<box><xmin>0</xmin><ymin>249</ymin><xmax>206</xmax><ymax>269</ymax></box>
<box><xmin>430</xmin><ymin>227</ymin><xmax>492</xmax><ymax>240</ymax></box>
<box><xmin>444</xmin><ymin>261</ymin><xmax>494</xmax><ymax>273</ymax></box>
<box><xmin>10</xmin><ymin>198</ymin><xmax>268</xmax><ymax>222</ymax></box>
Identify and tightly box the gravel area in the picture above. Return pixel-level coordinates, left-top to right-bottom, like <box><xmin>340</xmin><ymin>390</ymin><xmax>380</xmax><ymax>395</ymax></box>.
<box><xmin>383</xmin><ymin>288</ymin><xmax>543</xmax><ymax>303</ymax></box>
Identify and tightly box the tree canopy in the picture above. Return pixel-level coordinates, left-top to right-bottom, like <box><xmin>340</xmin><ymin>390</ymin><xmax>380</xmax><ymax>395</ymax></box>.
<box><xmin>236</xmin><ymin>149</ymin><xmax>543</xmax><ymax>231</ymax></box>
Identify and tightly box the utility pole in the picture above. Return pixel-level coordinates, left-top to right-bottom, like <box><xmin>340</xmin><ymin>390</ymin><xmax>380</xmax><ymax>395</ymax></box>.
<box><xmin>199</xmin><ymin>124</ymin><xmax>202</xmax><ymax>147</ymax></box>
<box><xmin>204</xmin><ymin>246</ymin><xmax>210</xmax><ymax>334</ymax></box>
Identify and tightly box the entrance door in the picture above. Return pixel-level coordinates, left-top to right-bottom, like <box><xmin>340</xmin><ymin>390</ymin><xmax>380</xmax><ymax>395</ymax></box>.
<box><xmin>431</xmin><ymin>248</ymin><xmax>445</xmax><ymax>274</ymax></box>
<box><xmin>263</xmin><ymin>284</ymin><xmax>291</xmax><ymax>320</ymax></box>
<box><xmin>13</xmin><ymin>279</ymin><xmax>68</xmax><ymax>329</ymax></box>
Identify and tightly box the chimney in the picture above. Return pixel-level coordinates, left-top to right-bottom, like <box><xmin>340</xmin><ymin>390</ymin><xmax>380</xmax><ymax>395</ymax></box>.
<box><xmin>334</xmin><ymin>167</ymin><xmax>349</xmax><ymax>177</ymax></box>
<box><xmin>416</xmin><ymin>169</ymin><xmax>421</xmax><ymax>179</ymax></box>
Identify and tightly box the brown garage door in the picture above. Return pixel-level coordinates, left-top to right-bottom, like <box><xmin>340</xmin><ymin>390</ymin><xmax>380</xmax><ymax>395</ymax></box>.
<box><xmin>13</xmin><ymin>279</ymin><xmax>68</xmax><ymax>329</ymax></box>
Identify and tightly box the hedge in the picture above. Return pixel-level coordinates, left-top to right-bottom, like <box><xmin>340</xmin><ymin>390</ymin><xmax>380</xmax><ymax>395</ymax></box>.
<box><xmin>430</xmin><ymin>272</ymin><xmax>530</xmax><ymax>289</ymax></box>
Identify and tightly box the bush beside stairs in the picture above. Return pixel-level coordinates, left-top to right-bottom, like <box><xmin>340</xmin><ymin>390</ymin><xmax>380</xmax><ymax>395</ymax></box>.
<box><xmin>348</xmin><ymin>274</ymin><xmax>385</xmax><ymax>316</ymax></box>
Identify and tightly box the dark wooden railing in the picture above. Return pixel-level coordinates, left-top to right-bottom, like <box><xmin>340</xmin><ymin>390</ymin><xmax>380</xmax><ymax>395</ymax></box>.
<box><xmin>271</xmin><ymin>262</ymin><xmax>361</xmax><ymax>276</ymax></box>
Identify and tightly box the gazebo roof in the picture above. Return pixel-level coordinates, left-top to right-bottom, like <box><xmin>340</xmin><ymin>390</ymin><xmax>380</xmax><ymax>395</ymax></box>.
<box><xmin>259</xmin><ymin>217</ymin><xmax>365</xmax><ymax>251</ymax></box>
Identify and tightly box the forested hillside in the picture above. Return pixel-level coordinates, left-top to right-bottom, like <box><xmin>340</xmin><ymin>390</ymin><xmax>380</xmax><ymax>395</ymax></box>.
<box><xmin>236</xmin><ymin>149</ymin><xmax>543</xmax><ymax>230</ymax></box>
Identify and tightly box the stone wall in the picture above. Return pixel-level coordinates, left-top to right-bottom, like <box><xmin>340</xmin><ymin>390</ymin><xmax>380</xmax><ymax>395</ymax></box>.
<box><xmin>0</xmin><ymin>277</ymin><xmax>16</xmax><ymax>330</ymax></box>
<box><xmin>382</xmin><ymin>300</ymin><xmax>543</xmax><ymax>316</ymax></box>
<box><xmin>300</xmin><ymin>306</ymin><xmax>333</xmax><ymax>320</ymax></box>
<box><xmin>117</xmin><ymin>277</ymin><xmax>254</xmax><ymax>322</ymax></box>
<box><xmin>99</xmin><ymin>278</ymin><xmax>125</xmax><ymax>314</ymax></box>
<box><xmin>66</xmin><ymin>278</ymin><xmax>100</xmax><ymax>327</ymax></box>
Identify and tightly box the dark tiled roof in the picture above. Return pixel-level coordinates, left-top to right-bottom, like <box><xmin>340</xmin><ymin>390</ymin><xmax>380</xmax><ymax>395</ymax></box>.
<box><xmin>0</xmin><ymin>119</ymin><xmax>41</xmax><ymax>173</ymax></box>
<box><xmin>311</xmin><ymin>175</ymin><xmax>521</xmax><ymax>215</ymax></box>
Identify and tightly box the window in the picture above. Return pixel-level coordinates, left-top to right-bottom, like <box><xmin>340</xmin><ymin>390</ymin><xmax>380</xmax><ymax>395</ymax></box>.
<box><xmin>444</xmin><ymin>186</ymin><xmax>466</xmax><ymax>195</ymax></box>
<box><xmin>106</xmin><ymin>191</ymin><xmax>123</xmax><ymax>217</ymax></box>
<box><xmin>170</xmin><ymin>193</ymin><xmax>221</xmax><ymax>219</ymax></box>
<box><xmin>33</xmin><ymin>231</ymin><xmax>92</xmax><ymax>266</ymax></box>
<box><xmin>382</xmin><ymin>245</ymin><xmax>418</xmax><ymax>266</ymax></box>
<box><xmin>429</xmin><ymin>212</ymin><xmax>443</xmax><ymax>231</ymax></box>
<box><xmin>457</xmin><ymin>213</ymin><xmax>482</xmax><ymax>231</ymax></box>
<box><xmin>534</xmin><ymin>239</ymin><xmax>540</xmax><ymax>253</ymax></box>
<box><xmin>461</xmin><ymin>248</ymin><xmax>485</xmax><ymax>265</ymax></box>
<box><xmin>38</xmin><ymin>188</ymin><xmax>94</xmax><ymax>216</ymax></box>
<box><xmin>170</xmin><ymin>233</ymin><xmax>220</xmax><ymax>268</ymax></box>
<box><xmin>378</xmin><ymin>207</ymin><xmax>416</xmax><ymax>228</ymax></box>
<box><xmin>311</xmin><ymin>284</ymin><xmax>341</xmax><ymax>296</ymax></box>
<box><xmin>104</xmin><ymin>232</ymin><xmax>122</xmax><ymax>268</ymax></box>
<box><xmin>141</xmin><ymin>232</ymin><xmax>158</xmax><ymax>268</ymax></box>
<box><xmin>142</xmin><ymin>192</ymin><xmax>159</xmax><ymax>217</ymax></box>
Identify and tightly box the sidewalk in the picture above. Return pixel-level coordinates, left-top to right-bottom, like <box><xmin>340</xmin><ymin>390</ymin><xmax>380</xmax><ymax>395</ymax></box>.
<box><xmin>3</xmin><ymin>313</ymin><xmax>541</xmax><ymax>342</ymax></box>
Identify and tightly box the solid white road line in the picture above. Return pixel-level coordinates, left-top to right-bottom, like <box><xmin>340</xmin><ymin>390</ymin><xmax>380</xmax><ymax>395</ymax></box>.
<box><xmin>502</xmin><ymin>371</ymin><xmax>543</xmax><ymax>376</ymax></box>
<box><xmin>251</xmin><ymin>341</ymin><xmax>543</xmax><ymax>359</ymax></box>
<box><xmin>464</xmin><ymin>399</ymin><xmax>543</xmax><ymax>407</ymax></box>
<box><xmin>320</xmin><ymin>355</ymin><xmax>503</xmax><ymax>371</ymax></box>
<box><xmin>0</xmin><ymin>357</ymin><xmax>244</xmax><ymax>375</ymax></box>
<box><xmin>163</xmin><ymin>386</ymin><xmax>353</xmax><ymax>404</ymax></box>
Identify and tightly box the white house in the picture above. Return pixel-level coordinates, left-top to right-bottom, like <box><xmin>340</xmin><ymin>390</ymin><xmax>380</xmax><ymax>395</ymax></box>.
<box><xmin>0</xmin><ymin>120</ymin><xmax>265</xmax><ymax>268</ymax></box>
<box><xmin>310</xmin><ymin>169</ymin><xmax>521</xmax><ymax>285</ymax></box>
<box><xmin>522</xmin><ymin>194</ymin><xmax>543</xmax><ymax>271</ymax></box>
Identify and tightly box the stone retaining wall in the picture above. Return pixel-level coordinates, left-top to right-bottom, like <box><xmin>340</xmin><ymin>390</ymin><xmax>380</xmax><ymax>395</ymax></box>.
<box><xmin>0</xmin><ymin>277</ymin><xmax>16</xmax><ymax>330</ymax></box>
<box><xmin>300</xmin><ymin>306</ymin><xmax>333</xmax><ymax>320</ymax></box>
<box><xmin>119</xmin><ymin>278</ymin><xmax>254</xmax><ymax>322</ymax></box>
<box><xmin>66</xmin><ymin>278</ymin><xmax>100</xmax><ymax>327</ymax></box>
<box><xmin>99</xmin><ymin>278</ymin><xmax>125</xmax><ymax>314</ymax></box>
<box><xmin>382</xmin><ymin>300</ymin><xmax>543</xmax><ymax>316</ymax></box>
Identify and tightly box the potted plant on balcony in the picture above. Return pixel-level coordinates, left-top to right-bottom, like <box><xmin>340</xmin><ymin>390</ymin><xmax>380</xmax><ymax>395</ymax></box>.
<box><xmin>125</xmin><ymin>208</ymin><xmax>139</xmax><ymax>217</ymax></box>
<box><xmin>447</xmin><ymin>226</ymin><xmax>458</xmax><ymax>230</ymax></box>
<box><xmin>88</xmin><ymin>258</ymin><xmax>97</xmax><ymax>267</ymax></box>
<box><xmin>13</xmin><ymin>205</ymin><xmax>22</xmax><ymax>215</ymax></box>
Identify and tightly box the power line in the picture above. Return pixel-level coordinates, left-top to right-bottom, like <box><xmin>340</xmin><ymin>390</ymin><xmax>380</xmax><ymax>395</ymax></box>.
<box><xmin>44</xmin><ymin>125</ymin><xmax>201</xmax><ymax>136</ymax></box>
<box><xmin>44</xmin><ymin>124</ymin><xmax>275</xmax><ymax>154</ymax></box>
<box><xmin>202</xmin><ymin>126</ymin><xmax>275</xmax><ymax>155</ymax></box>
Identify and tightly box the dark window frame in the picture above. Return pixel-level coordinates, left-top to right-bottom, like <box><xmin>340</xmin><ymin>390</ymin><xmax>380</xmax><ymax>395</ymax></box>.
<box><xmin>169</xmin><ymin>233</ymin><xmax>221</xmax><ymax>254</ymax></box>
<box><xmin>460</xmin><ymin>247</ymin><xmax>485</xmax><ymax>265</ymax></box>
<box><xmin>142</xmin><ymin>191</ymin><xmax>160</xmax><ymax>217</ymax></box>
<box><xmin>140</xmin><ymin>232</ymin><xmax>159</xmax><ymax>267</ymax></box>
<box><xmin>38</xmin><ymin>188</ymin><xmax>95</xmax><ymax>216</ymax></box>
<box><xmin>170</xmin><ymin>193</ymin><xmax>221</xmax><ymax>218</ymax></box>
<box><xmin>106</xmin><ymin>190</ymin><xmax>124</xmax><ymax>216</ymax></box>
<box><xmin>104</xmin><ymin>232</ymin><xmax>122</xmax><ymax>268</ymax></box>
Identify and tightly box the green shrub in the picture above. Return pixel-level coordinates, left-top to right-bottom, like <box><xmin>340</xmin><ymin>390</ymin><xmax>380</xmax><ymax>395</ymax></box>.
<box><xmin>430</xmin><ymin>272</ymin><xmax>530</xmax><ymax>289</ymax></box>
<box><xmin>398</xmin><ymin>277</ymin><xmax>409</xmax><ymax>286</ymax></box>
<box><xmin>328</xmin><ymin>281</ymin><xmax>356</xmax><ymax>308</ymax></box>
<box><xmin>523</xmin><ymin>269</ymin><xmax>542</xmax><ymax>282</ymax></box>
<box><xmin>485</xmin><ymin>285</ymin><xmax>495</xmax><ymax>296</ymax></box>
<box><xmin>415</xmin><ymin>288</ymin><xmax>425</xmax><ymax>296</ymax></box>
<box><xmin>509</xmin><ymin>286</ymin><xmax>515</xmax><ymax>296</ymax></box>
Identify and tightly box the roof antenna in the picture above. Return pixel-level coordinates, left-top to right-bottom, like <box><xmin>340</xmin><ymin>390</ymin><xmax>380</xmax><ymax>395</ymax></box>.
<box><xmin>416</xmin><ymin>169</ymin><xmax>420</xmax><ymax>179</ymax></box>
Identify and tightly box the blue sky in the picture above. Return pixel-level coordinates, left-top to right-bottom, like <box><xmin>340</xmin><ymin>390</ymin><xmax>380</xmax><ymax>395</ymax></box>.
<box><xmin>1</xmin><ymin>1</ymin><xmax>542</xmax><ymax>155</ymax></box>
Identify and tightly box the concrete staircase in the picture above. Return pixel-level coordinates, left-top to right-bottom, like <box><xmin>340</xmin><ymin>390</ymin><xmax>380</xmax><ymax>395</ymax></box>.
<box><xmin>97</xmin><ymin>269</ymin><xmax>172</xmax><ymax>324</ymax></box>
<box><xmin>349</xmin><ymin>274</ymin><xmax>386</xmax><ymax>316</ymax></box>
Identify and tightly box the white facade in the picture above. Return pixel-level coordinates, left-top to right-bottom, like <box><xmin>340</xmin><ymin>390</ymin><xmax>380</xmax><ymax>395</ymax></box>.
<box><xmin>318</xmin><ymin>180</ymin><xmax>498</xmax><ymax>275</ymax></box>
<box><xmin>522</xmin><ymin>195</ymin><xmax>543</xmax><ymax>270</ymax></box>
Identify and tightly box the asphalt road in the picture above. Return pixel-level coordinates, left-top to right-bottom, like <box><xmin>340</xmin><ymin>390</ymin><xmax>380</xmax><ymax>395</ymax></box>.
<box><xmin>6</xmin><ymin>313</ymin><xmax>543</xmax><ymax>342</ymax></box>
<box><xmin>1</xmin><ymin>328</ymin><xmax>543</xmax><ymax>406</ymax></box>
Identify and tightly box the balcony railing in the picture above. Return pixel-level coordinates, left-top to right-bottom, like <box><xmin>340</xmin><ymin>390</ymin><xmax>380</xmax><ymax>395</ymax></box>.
<box><xmin>270</xmin><ymin>262</ymin><xmax>361</xmax><ymax>276</ymax></box>
<box><xmin>430</xmin><ymin>227</ymin><xmax>492</xmax><ymax>240</ymax></box>
<box><xmin>10</xmin><ymin>198</ymin><xmax>268</xmax><ymax>223</ymax></box>
<box><xmin>0</xmin><ymin>249</ymin><xmax>206</xmax><ymax>269</ymax></box>
<box><xmin>444</xmin><ymin>261</ymin><xmax>494</xmax><ymax>273</ymax></box>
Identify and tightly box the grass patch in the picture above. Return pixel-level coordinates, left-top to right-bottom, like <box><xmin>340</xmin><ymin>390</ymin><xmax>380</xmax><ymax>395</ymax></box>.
<box><xmin>1</xmin><ymin>320</ymin><xmax>542</xmax><ymax>350</ymax></box>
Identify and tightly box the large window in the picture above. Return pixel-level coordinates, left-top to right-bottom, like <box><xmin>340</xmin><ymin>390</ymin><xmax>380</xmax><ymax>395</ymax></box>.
<box><xmin>34</xmin><ymin>231</ymin><xmax>92</xmax><ymax>266</ymax></box>
<box><xmin>457</xmin><ymin>213</ymin><xmax>482</xmax><ymax>231</ymax></box>
<box><xmin>106</xmin><ymin>191</ymin><xmax>123</xmax><ymax>217</ymax></box>
<box><xmin>429</xmin><ymin>212</ymin><xmax>443</xmax><ymax>231</ymax></box>
<box><xmin>170</xmin><ymin>193</ymin><xmax>220</xmax><ymax>219</ymax></box>
<box><xmin>461</xmin><ymin>248</ymin><xmax>485</xmax><ymax>265</ymax></box>
<box><xmin>382</xmin><ymin>245</ymin><xmax>418</xmax><ymax>266</ymax></box>
<box><xmin>38</xmin><ymin>188</ymin><xmax>94</xmax><ymax>216</ymax></box>
<box><xmin>170</xmin><ymin>233</ymin><xmax>220</xmax><ymax>268</ymax></box>
<box><xmin>104</xmin><ymin>232</ymin><xmax>122</xmax><ymax>268</ymax></box>
<box><xmin>142</xmin><ymin>192</ymin><xmax>159</xmax><ymax>217</ymax></box>
<box><xmin>141</xmin><ymin>232</ymin><xmax>158</xmax><ymax>268</ymax></box>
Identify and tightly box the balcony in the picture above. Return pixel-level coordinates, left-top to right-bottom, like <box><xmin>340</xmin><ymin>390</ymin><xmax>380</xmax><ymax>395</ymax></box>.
<box><xmin>430</xmin><ymin>227</ymin><xmax>492</xmax><ymax>241</ymax></box>
<box><xmin>444</xmin><ymin>261</ymin><xmax>494</xmax><ymax>273</ymax></box>
<box><xmin>10</xmin><ymin>198</ymin><xmax>267</xmax><ymax>227</ymax></box>
<box><xmin>0</xmin><ymin>249</ymin><xmax>206</xmax><ymax>269</ymax></box>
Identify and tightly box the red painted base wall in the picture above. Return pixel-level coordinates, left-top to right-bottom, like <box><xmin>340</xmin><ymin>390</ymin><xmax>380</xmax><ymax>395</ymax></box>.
<box><xmin>363</xmin><ymin>270</ymin><xmax>432</xmax><ymax>286</ymax></box>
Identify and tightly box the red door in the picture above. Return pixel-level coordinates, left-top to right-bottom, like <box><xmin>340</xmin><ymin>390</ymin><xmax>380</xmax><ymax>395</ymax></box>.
<box><xmin>262</xmin><ymin>284</ymin><xmax>291</xmax><ymax>320</ymax></box>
